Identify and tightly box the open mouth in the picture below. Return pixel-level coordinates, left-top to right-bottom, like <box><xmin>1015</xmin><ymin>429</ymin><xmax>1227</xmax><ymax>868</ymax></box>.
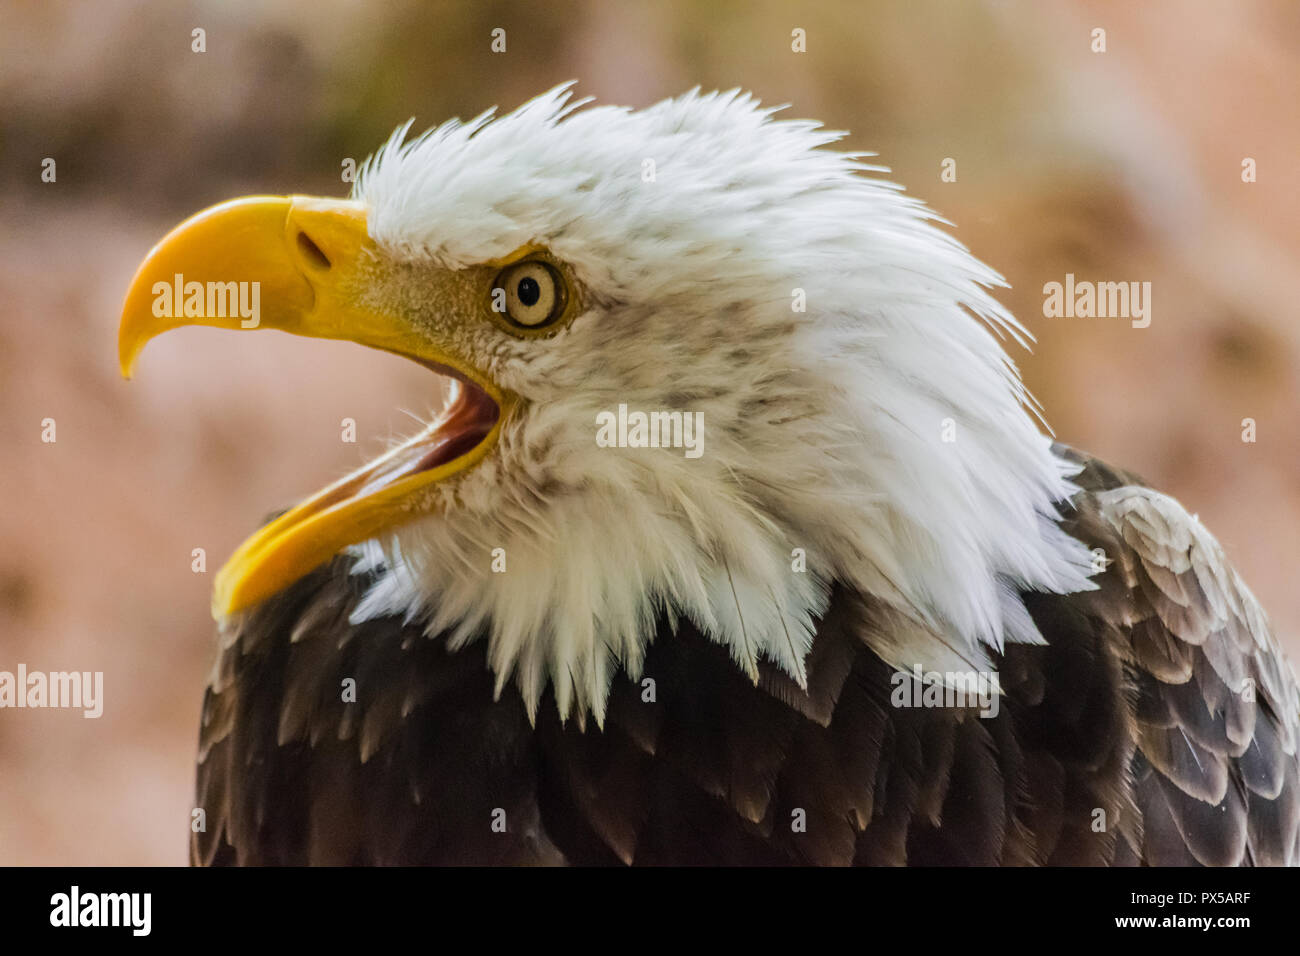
<box><xmin>199</xmin><ymin>367</ymin><xmax>506</xmax><ymax>616</ymax></box>
<box><xmin>412</xmin><ymin>372</ymin><xmax>501</xmax><ymax>474</ymax></box>
<box><xmin>115</xmin><ymin>193</ymin><xmax>514</xmax><ymax>616</ymax></box>
<box><xmin>352</xmin><ymin>368</ymin><xmax>501</xmax><ymax>500</ymax></box>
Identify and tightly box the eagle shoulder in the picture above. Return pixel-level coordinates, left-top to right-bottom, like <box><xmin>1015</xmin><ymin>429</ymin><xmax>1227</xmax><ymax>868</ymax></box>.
<box><xmin>1055</xmin><ymin>444</ymin><xmax>1300</xmax><ymax>865</ymax></box>
<box><xmin>192</xmin><ymin>452</ymin><xmax>1300</xmax><ymax>866</ymax></box>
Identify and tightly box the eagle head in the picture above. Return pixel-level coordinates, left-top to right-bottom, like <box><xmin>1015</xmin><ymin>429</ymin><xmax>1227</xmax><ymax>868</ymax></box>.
<box><xmin>119</xmin><ymin>85</ymin><xmax>1094</xmax><ymax>723</ymax></box>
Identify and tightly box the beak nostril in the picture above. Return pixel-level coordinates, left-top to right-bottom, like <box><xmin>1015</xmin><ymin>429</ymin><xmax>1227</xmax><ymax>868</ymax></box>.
<box><xmin>296</xmin><ymin>231</ymin><xmax>331</xmax><ymax>270</ymax></box>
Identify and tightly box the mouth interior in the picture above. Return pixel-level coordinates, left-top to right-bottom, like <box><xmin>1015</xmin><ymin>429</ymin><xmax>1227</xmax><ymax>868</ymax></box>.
<box><xmin>350</xmin><ymin>370</ymin><xmax>500</xmax><ymax>500</ymax></box>
<box><xmin>412</xmin><ymin>374</ymin><xmax>501</xmax><ymax>473</ymax></box>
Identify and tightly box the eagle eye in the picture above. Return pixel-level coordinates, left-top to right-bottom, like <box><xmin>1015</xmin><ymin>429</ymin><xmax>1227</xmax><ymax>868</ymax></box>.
<box><xmin>495</xmin><ymin>260</ymin><xmax>564</xmax><ymax>330</ymax></box>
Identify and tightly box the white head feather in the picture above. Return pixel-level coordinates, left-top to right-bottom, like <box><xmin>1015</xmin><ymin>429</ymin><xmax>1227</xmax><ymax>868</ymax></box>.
<box><xmin>346</xmin><ymin>85</ymin><xmax>1096</xmax><ymax>724</ymax></box>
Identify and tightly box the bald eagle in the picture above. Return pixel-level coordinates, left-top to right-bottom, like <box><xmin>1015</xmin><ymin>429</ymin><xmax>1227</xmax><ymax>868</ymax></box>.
<box><xmin>119</xmin><ymin>87</ymin><xmax>1299</xmax><ymax>866</ymax></box>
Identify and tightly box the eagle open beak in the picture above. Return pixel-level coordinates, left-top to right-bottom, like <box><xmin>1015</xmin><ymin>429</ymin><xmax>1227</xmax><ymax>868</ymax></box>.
<box><xmin>119</xmin><ymin>196</ymin><xmax>505</xmax><ymax>617</ymax></box>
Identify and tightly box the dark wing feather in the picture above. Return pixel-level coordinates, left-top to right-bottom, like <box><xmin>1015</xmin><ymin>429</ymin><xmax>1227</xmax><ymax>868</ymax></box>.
<box><xmin>193</xmin><ymin>447</ymin><xmax>1299</xmax><ymax>865</ymax></box>
<box><xmin>1054</xmin><ymin>444</ymin><xmax>1300</xmax><ymax>866</ymax></box>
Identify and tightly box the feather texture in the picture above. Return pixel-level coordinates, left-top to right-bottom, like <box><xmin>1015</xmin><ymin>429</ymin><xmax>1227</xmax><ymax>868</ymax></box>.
<box><xmin>186</xmin><ymin>90</ymin><xmax>1296</xmax><ymax>865</ymax></box>
<box><xmin>192</xmin><ymin>447</ymin><xmax>1300</xmax><ymax>865</ymax></box>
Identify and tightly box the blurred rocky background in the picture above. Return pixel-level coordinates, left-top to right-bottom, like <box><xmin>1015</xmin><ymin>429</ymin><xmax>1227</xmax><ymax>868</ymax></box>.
<box><xmin>1</xmin><ymin>0</ymin><xmax>1297</xmax><ymax>863</ymax></box>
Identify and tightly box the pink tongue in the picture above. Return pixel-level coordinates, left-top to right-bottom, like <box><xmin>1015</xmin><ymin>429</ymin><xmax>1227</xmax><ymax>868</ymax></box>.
<box><xmin>413</xmin><ymin>425</ymin><xmax>491</xmax><ymax>473</ymax></box>
<box><xmin>350</xmin><ymin>383</ymin><xmax>498</xmax><ymax>499</ymax></box>
<box><xmin>412</xmin><ymin>383</ymin><xmax>499</xmax><ymax>474</ymax></box>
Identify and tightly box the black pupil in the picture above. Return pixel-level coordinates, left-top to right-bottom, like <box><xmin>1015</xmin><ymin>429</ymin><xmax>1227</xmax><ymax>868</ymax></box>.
<box><xmin>517</xmin><ymin>276</ymin><xmax>541</xmax><ymax>307</ymax></box>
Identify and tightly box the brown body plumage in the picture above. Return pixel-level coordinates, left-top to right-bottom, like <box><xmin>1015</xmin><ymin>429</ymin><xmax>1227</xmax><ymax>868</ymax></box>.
<box><xmin>193</xmin><ymin>447</ymin><xmax>1300</xmax><ymax>866</ymax></box>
